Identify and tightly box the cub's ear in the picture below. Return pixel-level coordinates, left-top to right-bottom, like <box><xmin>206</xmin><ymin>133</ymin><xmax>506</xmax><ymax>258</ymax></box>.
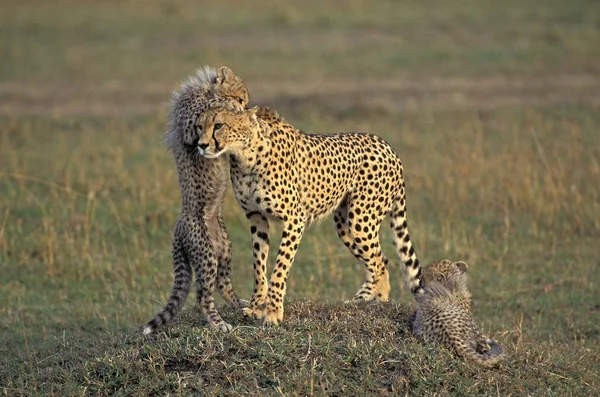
<box><xmin>247</xmin><ymin>106</ymin><xmax>258</xmax><ymax>121</ymax></box>
<box><xmin>455</xmin><ymin>261</ymin><xmax>469</xmax><ymax>273</ymax></box>
<box><xmin>216</xmin><ymin>66</ymin><xmax>235</xmax><ymax>84</ymax></box>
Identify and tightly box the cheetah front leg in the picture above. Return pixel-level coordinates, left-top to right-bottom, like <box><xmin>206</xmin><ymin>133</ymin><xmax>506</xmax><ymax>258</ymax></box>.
<box><xmin>262</xmin><ymin>216</ymin><xmax>306</xmax><ymax>326</ymax></box>
<box><xmin>242</xmin><ymin>212</ymin><xmax>270</xmax><ymax>320</ymax></box>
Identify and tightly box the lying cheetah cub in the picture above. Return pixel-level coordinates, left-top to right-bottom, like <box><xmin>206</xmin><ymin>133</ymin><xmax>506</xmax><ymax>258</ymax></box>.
<box><xmin>412</xmin><ymin>259</ymin><xmax>506</xmax><ymax>367</ymax></box>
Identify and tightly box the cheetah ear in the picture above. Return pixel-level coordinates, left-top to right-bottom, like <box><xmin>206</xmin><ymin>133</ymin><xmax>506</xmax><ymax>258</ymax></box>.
<box><xmin>247</xmin><ymin>107</ymin><xmax>258</xmax><ymax>122</ymax></box>
<box><xmin>455</xmin><ymin>261</ymin><xmax>469</xmax><ymax>273</ymax></box>
<box><xmin>216</xmin><ymin>66</ymin><xmax>235</xmax><ymax>84</ymax></box>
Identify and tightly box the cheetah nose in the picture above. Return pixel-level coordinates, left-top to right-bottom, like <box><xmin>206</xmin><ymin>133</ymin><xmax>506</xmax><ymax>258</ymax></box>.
<box><xmin>198</xmin><ymin>143</ymin><xmax>209</xmax><ymax>150</ymax></box>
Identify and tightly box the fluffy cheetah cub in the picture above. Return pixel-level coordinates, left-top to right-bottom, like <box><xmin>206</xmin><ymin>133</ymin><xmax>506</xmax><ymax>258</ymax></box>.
<box><xmin>143</xmin><ymin>66</ymin><xmax>249</xmax><ymax>335</ymax></box>
<box><xmin>196</xmin><ymin>106</ymin><xmax>424</xmax><ymax>326</ymax></box>
<box><xmin>412</xmin><ymin>259</ymin><xmax>506</xmax><ymax>368</ymax></box>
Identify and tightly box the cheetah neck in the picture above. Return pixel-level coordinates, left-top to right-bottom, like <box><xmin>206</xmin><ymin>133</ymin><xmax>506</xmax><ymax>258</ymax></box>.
<box><xmin>229</xmin><ymin>121</ymin><xmax>272</xmax><ymax>171</ymax></box>
<box><xmin>422</xmin><ymin>280</ymin><xmax>472</xmax><ymax>304</ymax></box>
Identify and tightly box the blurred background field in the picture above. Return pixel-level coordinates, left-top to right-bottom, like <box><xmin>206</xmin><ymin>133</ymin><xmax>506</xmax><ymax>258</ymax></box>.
<box><xmin>1</xmin><ymin>0</ymin><xmax>599</xmax><ymax>395</ymax></box>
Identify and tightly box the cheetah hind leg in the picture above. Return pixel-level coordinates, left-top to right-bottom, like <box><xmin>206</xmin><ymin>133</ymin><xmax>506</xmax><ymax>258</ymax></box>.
<box><xmin>352</xmin><ymin>258</ymin><xmax>391</xmax><ymax>302</ymax></box>
<box><xmin>214</xmin><ymin>217</ymin><xmax>250</xmax><ymax>309</ymax></box>
<box><xmin>334</xmin><ymin>198</ymin><xmax>389</xmax><ymax>302</ymax></box>
<box><xmin>333</xmin><ymin>208</ymin><xmax>362</xmax><ymax>304</ymax></box>
<box><xmin>192</xmin><ymin>248</ymin><xmax>233</xmax><ymax>332</ymax></box>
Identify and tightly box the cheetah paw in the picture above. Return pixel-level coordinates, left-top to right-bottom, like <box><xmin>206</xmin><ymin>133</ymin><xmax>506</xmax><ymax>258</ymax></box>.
<box><xmin>351</xmin><ymin>293</ymin><xmax>375</xmax><ymax>302</ymax></box>
<box><xmin>242</xmin><ymin>307</ymin><xmax>263</xmax><ymax>319</ymax></box>
<box><xmin>236</xmin><ymin>298</ymin><xmax>251</xmax><ymax>309</ymax></box>
<box><xmin>261</xmin><ymin>306</ymin><xmax>283</xmax><ymax>327</ymax></box>
<box><xmin>210</xmin><ymin>321</ymin><xmax>233</xmax><ymax>333</ymax></box>
<box><xmin>373</xmin><ymin>292</ymin><xmax>389</xmax><ymax>302</ymax></box>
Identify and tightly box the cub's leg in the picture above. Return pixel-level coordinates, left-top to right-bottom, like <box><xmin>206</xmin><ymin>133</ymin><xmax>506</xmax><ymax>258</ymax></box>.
<box><xmin>242</xmin><ymin>212</ymin><xmax>270</xmax><ymax>319</ymax></box>
<box><xmin>188</xmin><ymin>221</ymin><xmax>232</xmax><ymax>332</ymax></box>
<box><xmin>213</xmin><ymin>214</ymin><xmax>250</xmax><ymax>309</ymax></box>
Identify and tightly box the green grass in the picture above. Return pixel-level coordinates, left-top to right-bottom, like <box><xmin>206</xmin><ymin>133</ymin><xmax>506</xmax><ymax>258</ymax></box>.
<box><xmin>1</xmin><ymin>0</ymin><xmax>599</xmax><ymax>395</ymax></box>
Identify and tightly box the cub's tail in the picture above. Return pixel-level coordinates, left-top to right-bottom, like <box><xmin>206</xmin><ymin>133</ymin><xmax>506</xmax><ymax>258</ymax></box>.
<box><xmin>143</xmin><ymin>234</ymin><xmax>191</xmax><ymax>335</ymax></box>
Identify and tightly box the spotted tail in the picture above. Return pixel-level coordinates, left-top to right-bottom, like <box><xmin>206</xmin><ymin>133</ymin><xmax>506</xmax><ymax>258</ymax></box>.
<box><xmin>143</xmin><ymin>233</ymin><xmax>191</xmax><ymax>335</ymax></box>
<box><xmin>389</xmin><ymin>180</ymin><xmax>424</xmax><ymax>296</ymax></box>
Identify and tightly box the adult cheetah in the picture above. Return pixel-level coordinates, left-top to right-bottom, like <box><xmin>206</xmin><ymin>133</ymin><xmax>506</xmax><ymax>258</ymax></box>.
<box><xmin>194</xmin><ymin>105</ymin><xmax>424</xmax><ymax>326</ymax></box>
<box><xmin>412</xmin><ymin>259</ymin><xmax>506</xmax><ymax>368</ymax></box>
<box><xmin>143</xmin><ymin>66</ymin><xmax>249</xmax><ymax>334</ymax></box>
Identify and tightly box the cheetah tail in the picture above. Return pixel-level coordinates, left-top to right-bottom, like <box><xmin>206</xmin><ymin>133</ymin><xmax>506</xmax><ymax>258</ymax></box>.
<box><xmin>389</xmin><ymin>186</ymin><xmax>424</xmax><ymax>296</ymax></box>
<box><xmin>459</xmin><ymin>340</ymin><xmax>507</xmax><ymax>368</ymax></box>
<box><xmin>143</xmin><ymin>236</ymin><xmax>192</xmax><ymax>335</ymax></box>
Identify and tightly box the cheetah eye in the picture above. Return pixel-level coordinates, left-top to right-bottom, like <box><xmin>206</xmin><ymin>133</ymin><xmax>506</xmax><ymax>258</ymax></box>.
<box><xmin>214</xmin><ymin>123</ymin><xmax>224</xmax><ymax>131</ymax></box>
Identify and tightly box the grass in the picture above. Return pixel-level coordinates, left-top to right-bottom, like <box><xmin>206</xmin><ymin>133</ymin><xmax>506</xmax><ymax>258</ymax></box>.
<box><xmin>1</xmin><ymin>0</ymin><xmax>599</xmax><ymax>395</ymax></box>
<box><xmin>3</xmin><ymin>301</ymin><xmax>597</xmax><ymax>396</ymax></box>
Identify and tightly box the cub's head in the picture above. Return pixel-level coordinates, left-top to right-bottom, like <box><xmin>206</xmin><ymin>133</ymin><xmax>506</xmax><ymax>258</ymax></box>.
<box><xmin>423</xmin><ymin>259</ymin><xmax>468</xmax><ymax>285</ymax></box>
<box><xmin>195</xmin><ymin>107</ymin><xmax>260</xmax><ymax>159</ymax></box>
<box><xmin>173</xmin><ymin>66</ymin><xmax>250</xmax><ymax>152</ymax></box>
<box><xmin>213</xmin><ymin>65</ymin><xmax>250</xmax><ymax>108</ymax></box>
<box><xmin>418</xmin><ymin>259</ymin><xmax>471</xmax><ymax>305</ymax></box>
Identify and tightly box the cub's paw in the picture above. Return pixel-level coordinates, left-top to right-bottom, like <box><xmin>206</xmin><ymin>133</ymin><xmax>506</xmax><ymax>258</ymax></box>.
<box><xmin>242</xmin><ymin>306</ymin><xmax>263</xmax><ymax>319</ymax></box>
<box><xmin>476</xmin><ymin>342</ymin><xmax>492</xmax><ymax>354</ymax></box>
<box><xmin>210</xmin><ymin>320</ymin><xmax>233</xmax><ymax>333</ymax></box>
<box><xmin>235</xmin><ymin>298</ymin><xmax>251</xmax><ymax>309</ymax></box>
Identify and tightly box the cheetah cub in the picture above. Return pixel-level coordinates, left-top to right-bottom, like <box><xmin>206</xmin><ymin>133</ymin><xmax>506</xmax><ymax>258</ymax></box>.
<box><xmin>412</xmin><ymin>259</ymin><xmax>506</xmax><ymax>368</ymax></box>
<box><xmin>143</xmin><ymin>66</ymin><xmax>250</xmax><ymax>335</ymax></box>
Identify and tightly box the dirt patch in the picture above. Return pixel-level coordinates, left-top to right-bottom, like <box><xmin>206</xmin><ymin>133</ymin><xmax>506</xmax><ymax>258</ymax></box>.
<box><xmin>1</xmin><ymin>74</ymin><xmax>598</xmax><ymax>117</ymax></box>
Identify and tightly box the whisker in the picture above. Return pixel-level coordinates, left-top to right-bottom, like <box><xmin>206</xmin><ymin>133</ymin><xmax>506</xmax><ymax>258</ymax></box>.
<box><xmin>191</xmin><ymin>146</ymin><xmax>200</xmax><ymax>161</ymax></box>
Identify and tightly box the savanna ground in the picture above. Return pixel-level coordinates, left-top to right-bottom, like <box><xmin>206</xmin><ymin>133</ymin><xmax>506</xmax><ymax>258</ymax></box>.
<box><xmin>1</xmin><ymin>0</ymin><xmax>599</xmax><ymax>395</ymax></box>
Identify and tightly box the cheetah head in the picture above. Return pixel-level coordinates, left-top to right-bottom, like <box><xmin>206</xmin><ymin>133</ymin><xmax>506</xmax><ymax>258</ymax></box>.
<box><xmin>417</xmin><ymin>259</ymin><xmax>471</xmax><ymax>304</ymax></box>
<box><xmin>214</xmin><ymin>66</ymin><xmax>250</xmax><ymax>108</ymax></box>
<box><xmin>423</xmin><ymin>259</ymin><xmax>468</xmax><ymax>285</ymax></box>
<box><xmin>179</xmin><ymin>66</ymin><xmax>250</xmax><ymax>151</ymax></box>
<box><xmin>195</xmin><ymin>107</ymin><xmax>261</xmax><ymax>159</ymax></box>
